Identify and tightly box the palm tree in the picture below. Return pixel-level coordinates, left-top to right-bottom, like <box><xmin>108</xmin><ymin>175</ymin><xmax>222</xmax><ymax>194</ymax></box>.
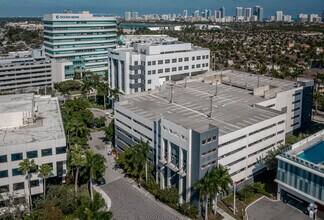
<box><xmin>132</xmin><ymin>139</ymin><xmax>150</xmax><ymax>182</ymax></box>
<box><xmin>193</xmin><ymin>170</ymin><xmax>214</xmax><ymax>220</ymax></box>
<box><xmin>81</xmin><ymin>79</ymin><xmax>92</xmax><ymax>99</ymax></box>
<box><xmin>37</xmin><ymin>164</ymin><xmax>53</xmax><ymax>197</ymax></box>
<box><xmin>86</xmin><ymin>150</ymin><xmax>106</xmax><ymax>200</ymax></box>
<box><xmin>209</xmin><ymin>165</ymin><xmax>233</xmax><ymax>214</ymax></box>
<box><xmin>70</xmin><ymin>144</ymin><xmax>87</xmax><ymax>194</ymax></box>
<box><xmin>18</xmin><ymin>158</ymin><xmax>37</xmax><ymax>211</ymax></box>
<box><xmin>97</xmin><ymin>82</ymin><xmax>108</xmax><ymax>109</ymax></box>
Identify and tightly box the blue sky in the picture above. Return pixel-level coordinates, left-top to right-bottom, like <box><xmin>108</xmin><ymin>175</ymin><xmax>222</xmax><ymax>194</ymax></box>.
<box><xmin>0</xmin><ymin>0</ymin><xmax>323</xmax><ymax>17</ymax></box>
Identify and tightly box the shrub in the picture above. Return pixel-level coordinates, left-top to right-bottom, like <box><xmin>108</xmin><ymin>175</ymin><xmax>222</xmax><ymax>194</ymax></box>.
<box><xmin>178</xmin><ymin>203</ymin><xmax>199</xmax><ymax>219</ymax></box>
<box><xmin>156</xmin><ymin>187</ymin><xmax>179</xmax><ymax>205</ymax></box>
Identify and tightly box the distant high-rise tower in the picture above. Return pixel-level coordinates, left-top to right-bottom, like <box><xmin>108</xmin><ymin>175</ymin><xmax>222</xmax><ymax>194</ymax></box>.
<box><xmin>276</xmin><ymin>11</ymin><xmax>283</xmax><ymax>22</ymax></box>
<box><xmin>132</xmin><ymin>12</ymin><xmax>138</xmax><ymax>19</ymax></box>
<box><xmin>193</xmin><ymin>10</ymin><xmax>200</xmax><ymax>18</ymax></box>
<box><xmin>236</xmin><ymin>7</ymin><xmax>243</xmax><ymax>18</ymax></box>
<box><xmin>253</xmin><ymin>6</ymin><xmax>260</xmax><ymax>16</ymax></box>
<box><xmin>245</xmin><ymin>8</ymin><xmax>252</xmax><ymax>19</ymax></box>
<box><xmin>220</xmin><ymin>7</ymin><xmax>225</xmax><ymax>18</ymax></box>
<box><xmin>125</xmin><ymin>12</ymin><xmax>131</xmax><ymax>20</ymax></box>
<box><xmin>322</xmin><ymin>10</ymin><xmax>324</xmax><ymax>22</ymax></box>
<box><xmin>215</xmin><ymin>10</ymin><xmax>221</xmax><ymax>19</ymax></box>
<box><xmin>258</xmin><ymin>7</ymin><xmax>264</xmax><ymax>21</ymax></box>
<box><xmin>183</xmin><ymin>10</ymin><xmax>188</xmax><ymax>18</ymax></box>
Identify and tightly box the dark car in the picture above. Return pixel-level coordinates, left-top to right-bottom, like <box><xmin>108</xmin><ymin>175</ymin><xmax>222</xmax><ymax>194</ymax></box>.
<box><xmin>96</xmin><ymin>176</ymin><xmax>106</xmax><ymax>185</ymax></box>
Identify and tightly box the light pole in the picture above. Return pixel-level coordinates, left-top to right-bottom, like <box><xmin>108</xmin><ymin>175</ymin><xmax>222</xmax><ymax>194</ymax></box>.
<box><xmin>233</xmin><ymin>182</ymin><xmax>237</xmax><ymax>214</ymax></box>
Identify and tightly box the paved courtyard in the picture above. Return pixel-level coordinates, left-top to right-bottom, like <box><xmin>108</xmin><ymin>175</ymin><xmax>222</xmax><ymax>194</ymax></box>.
<box><xmin>246</xmin><ymin>197</ymin><xmax>311</xmax><ymax>220</ymax></box>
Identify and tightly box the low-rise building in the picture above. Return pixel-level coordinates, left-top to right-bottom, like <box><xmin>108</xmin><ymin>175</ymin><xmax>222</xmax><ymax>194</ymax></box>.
<box><xmin>114</xmin><ymin>70</ymin><xmax>313</xmax><ymax>204</ymax></box>
<box><xmin>276</xmin><ymin>130</ymin><xmax>324</xmax><ymax>218</ymax></box>
<box><xmin>108</xmin><ymin>41</ymin><xmax>210</xmax><ymax>94</ymax></box>
<box><xmin>0</xmin><ymin>94</ymin><xmax>67</xmax><ymax>203</ymax></box>
<box><xmin>0</xmin><ymin>49</ymin><xmax>52</xmax><ymax>93</ymax></box>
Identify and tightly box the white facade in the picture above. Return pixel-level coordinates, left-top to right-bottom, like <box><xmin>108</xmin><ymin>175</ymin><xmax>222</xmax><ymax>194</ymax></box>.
<box><xmin>43</xmin><ymin>11</ymin><xmax>117</xmax><ymax>76</ymax></box>
<box><xmin>0</xmin><ymin>94</ymin><xmax>66</xmax><ymax>202</ymax></box>
<box><xmin>0</xmin><ymin>49</ymin><xmax>52</xmax><ymax>93</ymax></box>
<box><xmin>108</xmin><ymin>41</ymin><xmax>210</xmax><ymax>94</ymax></box>
<box><xmin>276</xmin><ymin>11</ymin><xmax>283</xmax><ymax>22</ymax></box>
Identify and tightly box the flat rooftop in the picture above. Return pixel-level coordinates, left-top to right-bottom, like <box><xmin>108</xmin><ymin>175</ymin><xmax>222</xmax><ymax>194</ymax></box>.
<box><xmin>118</xmin><ymin>81</ymin><xmax>283</xmax><ymax>135</ymax></box>
<box><xmin>0</xmin><ymin>94</ymin><xmax>65</xmax><ymax>146</ymax></box>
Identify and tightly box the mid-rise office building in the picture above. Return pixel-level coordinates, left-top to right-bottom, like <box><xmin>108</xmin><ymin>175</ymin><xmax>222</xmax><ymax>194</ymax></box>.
<box><xmin>220</xmin><ymin>7</ymin><xmax>225</xmax><ymax>18</ymax></box>
<box><xmin>43</xmin><ymin>11</ymin><xmax>117</xmax><ymax>76</ymax></box>
<box><xmin>236</xmin><ymin>7</ymin><xmax>243</xmax><ymax>18</ymax></box>
<box><xmin>0</xmin><ymin>49</ymin><xmax>52</xmax><ymax>93</ymax></box>
<box><xmin>114</xmin><ymin>70</ymin><xmax>313</xmax><ymax>204</ymax></box>
<box><xmin>258</xmin><ymin>7</ymin><xmax>264</xmax><ymax>21</ymax></box>
<box><xmin>108</xmin><ymin>41</ymin><xmax>210</xmax><ymax>95</ymax></box>
<box><xmin>132</xmin><ymin>12</ymin><xmax>139</xmax><ymax>20</ymax></box>
<box><xmin>276</xmin><ymin>130</ymin><xmax>324</xmax><ymax>218</ymax></box>
<box><xmin>298</xmin><ymin>14</ymin><xmax>309</xmax><ymax>23</ymax></box>
<box><xmin>0</xmin><ymin>94</ymin><xmax>66</xmax><ymax>203</ymax></box>
<box><xmin>245</xmin><ymin>8</ymin><xmax>252</xmax><ymax>19</ymax></box>
<box><xmin>125</xmin><ymin>12</ymin><xmax>131</xmax><ymax>21</ymax></box>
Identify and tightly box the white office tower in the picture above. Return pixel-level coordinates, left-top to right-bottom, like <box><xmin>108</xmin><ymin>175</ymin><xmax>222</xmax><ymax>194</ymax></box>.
<box><xmin>183</xmin><ymin>10</ymin><xmax>188</xmax><ymax>18</ymax></box>
<box><xmin>308</xmin><ymin>14</ymin><xmax>319</xmax><ymax>23</ymax></box>
<box><xmin>298</xmin><ymin>14</ymin><xmax>308</xmax><ymax>23</ymax></box>
<box><xmin>283</xmin><ymin>15</ymin><xmax>292</xmax><ymax>22</ymax></box>
<box><xmin>132</xmin><ymin>12</ymin><xmax>139</xmax><ymax>19</ymax></box>
<box><xmin>43</xmin><ymin>11</ymin><xmax>117</xmax><ymax>76</ymax></box>
<box><xmin>276</xmin><ymin>11</ymin><xmax>283</xmax><ymax>22</ymax></box>
<box><xmin>108</xmin><ymin>41</ymin><xmax>210</xmax><ymax>95</ymax></box>
<box><xmin>193</xmin><ymin>10</ymin><xmax>200</xmax><ymax>18</ymax></box>
<box><xmin>258</xmin><ymin>7</ymin><xmax>264</xmax><ymax>21</ymax></box>
<box><xmin>0</xmin><ymin>94</ymin><xmax>66</xmax><ymax>204</ymax></box>
<box><xmin>125</xmin><ymin>12</ymin><xmax>131</xmax><ymax>20</ymax></box>
<box><xmin>236</xmin><ymin>7</ymin><xmax>243</xmax><ymax>17</ymax></box>
<box><xmin>245</xmin><ymin>8</ymin><xmax>252</xmax><ymax>19</ymax></box>
<box><xmin>215</xmin><ymin>10</ymin><xmax>222</xmax><ymax>19</ymax></box>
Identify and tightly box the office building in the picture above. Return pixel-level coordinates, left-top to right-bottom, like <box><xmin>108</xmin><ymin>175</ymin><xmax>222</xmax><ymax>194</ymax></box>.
<box><xmin>276</xmin><ymin>11</ymin><xmax>283</xmax><ymax>22</ymax></box>
<box><xmin>108</xmin><ymin>41</ymin><xmax>210</xmax><ymax>95</ymax></box>
<box><xmin>276</xmin><ymin>130</ymin><xmax>324</xmax><ymax>218</ymax></box>
<box><xmin>133</xmin><ymin>12</ymin><xmax>139</xmax><ymax>20</ymax></box>
<box><xmin>283</xmin><ymin>15</ymin><xmax>292</xmax><ymax>23</ymax></box>
<box><xmin>245</xmin><ymin>8</ymin><xmax>252</xmax><ymax>19</ymax></box>
<box><xmin>183</xmin><ymin>10</ymin><xmax>188</xmax><ymax>18</ymax></box>
<box><xmin>43</xmin><ymin>11</ymin><xmax>117</xmax><ymax>76</ymax></box>
<box><xmin>236</xmin><ymin>7</ymin><xmax>243</xmax><ymax>17</ymax></box>
<box><xmin>125</xmin><ymin>12</ymin><xmax>131</xmax><ymax>20</ymax></box>
<box><xmin>258</xmin><ymin>7</ymin><xmax>264</xmax><ymax>21</ymax></box>
<box><xmin>0</xmin><ymin>94</ymin><xmax>66</xmax><ymax>203</ymax></box>
<box><xmin>215</xmin><ymin>11</ymin><xmax>222</xmax><ymax>19</ymax></box>
<box><xmin>298</xmin><ymin>14</ymin><xmax>308</xmax><ymax>23</ymax></box>
<box><xmin>0</xmin><ymin>48</ymin><xmax>52</xmax><ymax>93</ymax></box>
<box><xmin>114</xmin><ymin>70</ymin><xmax>313</xmax><ymax>204</ymax></box>
<box><xmin>220</xmin><ymin>7</ymin><xmax>225</xmax><ymax>18</ymax></box>
<box><xmin>253</xmin><ymin>6</ymin><xmax>260</xmax><ymax>16</ymax></box>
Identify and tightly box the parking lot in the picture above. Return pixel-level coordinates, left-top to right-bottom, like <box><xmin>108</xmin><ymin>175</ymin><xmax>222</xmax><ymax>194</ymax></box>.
<box><xmin>246</xmin><ymin>197</ymin><xmax>311</xmax><ymax>220</ymax></box>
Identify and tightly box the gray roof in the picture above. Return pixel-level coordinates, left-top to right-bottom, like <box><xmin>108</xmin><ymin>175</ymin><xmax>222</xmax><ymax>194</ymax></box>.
<box><xmin>119</xmin><ymin>81</ymin><xmax>283</xmax><ymax>135</ymax></box>
<box><xmin>0</xmin><ymin>94</ymin><xmax>66</xmax><ymax>146</ymax></box>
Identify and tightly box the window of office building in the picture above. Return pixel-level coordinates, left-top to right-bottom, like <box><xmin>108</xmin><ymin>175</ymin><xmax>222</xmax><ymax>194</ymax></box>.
<box><xmin>184</xmin><ymin>57</ymin><xmax>189</xmax><ymax>61</ymax></box>
<box><xmin>148</xmin><ymin>70</ymin><xmax>151</xmax><ymax>75</ymax></box>
<box><xmin>27</xmin><ymin>150</ymin><xmax>38</xmax><ymax>159</ymax></box>
<box><xmin>158</xmin><ymin>69</ymin><xmax>163</xmax><ymax>74</ymax></box>
<box><xmin>11</xmin><ymin>153</ymin><xmax>23</xmax><ymax>161</ymax></box>
<box><xmin>178</xmin><ymin>66</ymin><xmax>183</xmax><ymax>71</ymax></box>
<box><xmin>12</xmin><ymin>168</ymin><xmax>22</xmax><ymax>176</ymax></box>
<box><xmin>158</xmin><ymin>60</ymin><xmax>163</xmax><ymax>64</ymax></box>
<box><xmin>192</xmin><ymin>65</ymin><xmax>195</xmax><ymax>69</ymax></box>
<box><xmin>134</xmin><ymin>61</ymin><xmax>138</xmax><ymax>65</ymax></box>
<box><xmin>152</xmin><ymin>70</ymin><xmax>156</xmax><ymax>74</ymax></box>
<box><xmin>30</xmin><ymin>180</ymin><xmax>40</xmax><ymax>188</ymax></box>
<box><xmin>0</xmin><ymin>170</ymin><xmax>8</xmax><ymax>178</ymax></box>
<box><xmin>0</xmin><ymin>185</ymin><xmax>9</xmax><ymax>193</ymax></box>
<box><xmin>172</xmin><ymin>67</ymin><xmax>177</xmax><ymax>71</ymax></box>
<box><xmin>202</xmin><ymin>55</ymin><xmax>205</xmax><ymax>59</ymax></box>
<box><xmin>184</xmin><ymin>66</ymin><xmax>189</xmax><ymax>70</ymax></box>
<box><xmin>165</xmin><ymin>59</ymin><xmax>170</xmax><ymax>64</ymax></box>
<box><xmin>192</xmin><ymin>56</ymin><xmax>195</xmax><ymax>60</ymax></box>
<box><xmin>0</xmin><ymin>155</ymin><xmax>7</xmax><ymax>163</ymax></box>
<box><xmin>56</xmin><ymin>146</ymin><xmax>66</xmax><ymax>155</ymax></box>
<box><xmin>179</xmin><ymin>58</ymin><xmax>183</xmax><ymax>62</ymax></box>
<box><xmin>206</xmin><ymin>63</ymin><xmax>208</xmax><ymax>67</ymax></box>
<box><xmin>165</xmin><ymin>68</ymin><xmax>170</xmax><ymax>73</ymax></box>
<box><xmin>196</xmin><ymin>64</ymin><xmax>201</xmax><ymax>68</ymax></box>
<box><xmin>13</xmin><ymin>182</ymin><xmax>24</xmax><ymax>190</ymax></box>
<box><xmin>148</xmin><ymin>61</ymin><xmax>151</xmax><ymax>66</ymax></box>
<box><xmin>172</xmin><ymin>59</ymin><xmax>177</xmax><ymax>63</ymax></box>
<box><xmin>148</xmin><ymin>80</ymin><xmax>152</xmax><ymax>84</ymax></box>
<box><xmin>197</xmin><ymin>56</ymin><xmax>201</xmax><ymax>60</ymax></box>
<box><xmin>41</xmin><ymin>148</ymin><xmax>52</xmax><ymax>157</ymax></box>
<box><xmin>202</xmin><ymin>63</ymin><xmax>205</xmax><ymax>67</ymax></box>
<box><xmin>152</xmin><ymin>61</ymin><xmax>156</xmax><ymax>65</ymax></box>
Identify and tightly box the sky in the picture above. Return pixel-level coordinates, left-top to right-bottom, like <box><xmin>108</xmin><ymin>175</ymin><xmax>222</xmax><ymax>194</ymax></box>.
<box><xmin>0</xmin><ymin>0</ymin><xmax>323</xmax><ymax>18</ymax></box>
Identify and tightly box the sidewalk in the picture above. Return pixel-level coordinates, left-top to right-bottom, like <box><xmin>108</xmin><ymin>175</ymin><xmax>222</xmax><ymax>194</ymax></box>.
<box><xmin>93</xmin><ymin>184</ymin><xmax>112</xmax><ymax>211</ymax></box>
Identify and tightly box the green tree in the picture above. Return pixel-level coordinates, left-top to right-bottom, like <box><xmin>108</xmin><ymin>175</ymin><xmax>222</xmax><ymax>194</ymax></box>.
<box><xmin>86</xmin><ymin>150</ymin><xmax>106</xmax><ymax>201</ymax></box>
<box><xmin>132</xmin><ymin>139</ymin><xmax>150</xmax><ymax>182</ymax></box>
<box><xmin>37</xmin><ymin>164</ymin><xmax>53</xmax><ymax>197</ymax></box>
<box><xmin>18</xmin><ymin>158</ymin><xmax>37</xmax><ymax>211</ymax></box>
<box><xmin>102</xmin><ymin>120</ymin><xmax>115</xmax><ymax>143</ymax></box>
<box><xmin>81</xmin><ymin>79</ymin><xmax>93</xmax><ymax>99</ymax></box>
<box><xmin>70</xmin><ymin>145</ymin><xmax>87</xmax><ymax>193</ymax></box>
<box><xmin>209</xmin><ymin>165</ymin><xmax>232</xmax><ymax>214</ymax></box>
<box><xmin>265</xmin><ymin>145</ymin><xmax>288</xmax><ymax>172</ymax></box>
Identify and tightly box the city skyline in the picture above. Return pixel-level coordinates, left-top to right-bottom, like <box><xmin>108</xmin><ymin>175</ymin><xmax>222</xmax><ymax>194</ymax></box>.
<box><xmin>0</xmin><ymin>0</ymin><xmax>323</xmax><ymax>17</ymax></box>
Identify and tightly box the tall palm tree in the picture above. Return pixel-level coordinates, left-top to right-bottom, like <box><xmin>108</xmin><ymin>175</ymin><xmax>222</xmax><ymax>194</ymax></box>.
<box><xmin>86</xmin><ymin>150</ymin><xmax>106</xmax><ymax>200</ymax></box>
<box><xmin>97</xmin><ymin>82</ymin><xmax>108</xmax><ymax>109</ymax></box>
<box><xmin>209</xmin><ymin>165</ymin><xmax>233</xmax><ymax>214</ymax></box>
<box><xmin>81</xmin><ymin>79</ymin><xmax>92</xmax><ymax>99</ymax></box>
<box><xmin>70</xmin><ymin>145</ymin><xmax>87</xmax><ymax>194</ymax></box>
<box><xmin>37</xmin><ymin>164</ymin><xmax>53</xmax><ymax>197</ymax></box>
<box><xmin>18</xmin><ymin>158</ymin><xmax>37</xmax><ymax>211</ymax></box>
<box><xmin>193</xmin><ymin>171</ymin><xmax>214</xmax><ymax>220</ymax></box>
<box><xmin>132</xmin><ymin>139</ymin><xmax>150</xmax><ymax>182</ymax></box>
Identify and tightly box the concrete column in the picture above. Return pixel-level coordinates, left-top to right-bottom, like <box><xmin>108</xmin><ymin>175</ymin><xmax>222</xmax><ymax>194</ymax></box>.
<box><xmin>118</xmin><ymin>61</ymin><xmax>122</xmax><ymax>90</ymax></box>
<box><xmin>179</xmin><ymin>148</ymin><xmax>183</xmax><ymax>170</ymax></box>
<box><xmin>167</xmin><ymin>168</ymin><xmax>171</xmax><ymax>187</ymax></box>
<box><xmin>110</xmin><ymin>59</ymin><xmax>115</xmax><ymax>89</ymax></box>
<box><xmin>167</xmin><ymin>140</ymin><xmax>171</xmax><ymax>163</ymax></box>
<box><xmin>160</xmin><ymin>168</ymin><xmax>165</xmax><ymax>189</ymax></box>
<box><xmin>178</xmin><ymin>175</ymin><xmax>183</xmax><ymax>204</ymax></box>
<box><xmin>161</xmin><ymin>138</ymin><xmax>165</xmax><ymax>161</ymax></box>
